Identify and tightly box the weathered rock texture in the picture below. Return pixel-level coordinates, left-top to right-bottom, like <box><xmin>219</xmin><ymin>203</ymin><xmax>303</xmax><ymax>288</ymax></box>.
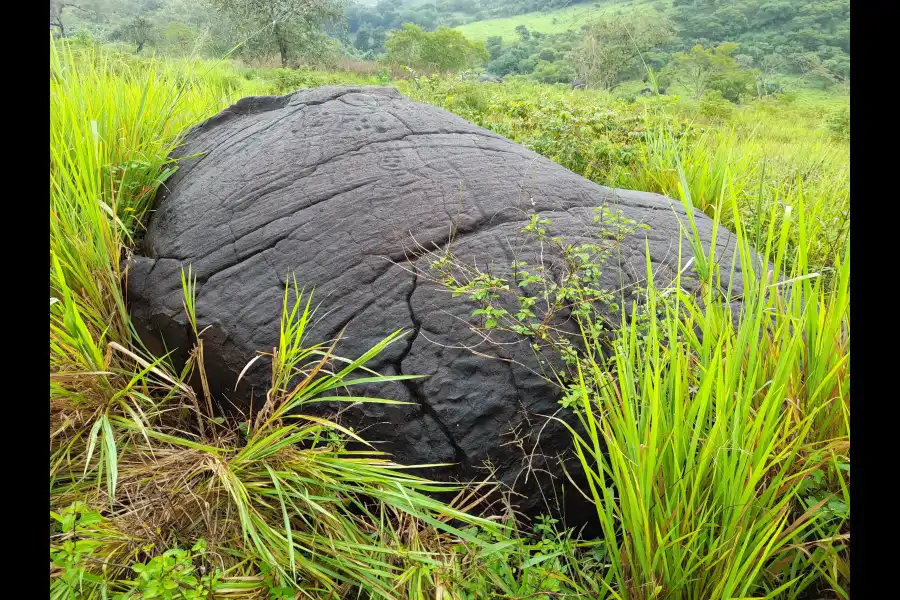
<box><xmin>127</xmin><ymin>86</ymin><xmax>744</xmax><ymax>519</ymax></box>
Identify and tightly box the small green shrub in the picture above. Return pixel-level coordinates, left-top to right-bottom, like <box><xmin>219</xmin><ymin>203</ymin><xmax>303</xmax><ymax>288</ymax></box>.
<box><xmin>376</xmin><ymin>68</ymin><xmax>392</xmax><ymax>85</ymax></box>
<box><xmin>453</xmin><ymin>516</ymin><xmax>605</xmax><ymax>599</ymax></box>
<box><xmin>778</xmin><ymin>90</ymin><xmax>799</xmax><ymax>104</ymax></box>
<box><xmin>698</xmin><ymin>89</ymin><xmax>734</xmax><ymax>120</ymax></box>
<box><xmin>51</xmin><ymin>503</ymin><xmax>123</xmax><ymax>599</ymax></box>
<box><xmin>71</xmin><ymin>29</ymin><xmax>97</xmax><ymax>48</ymax></box>
<box><xmin>114</xmin><ymin>541</ymin><xmax>220</xmax><ymax>600</ymax></box>
<box><xmin>51</xmin><ymin>502</ymin><xmax>221</xmax><ymax>600</ymax></box>
<box><xmin>825</xmin><ymin>105</ymin><xmax>850</xmax><ymax>141</ymax></box>
<box><xmin>271</xmin><ymin>67</ymin><xmax>315</xmax><ymax>93</ymax></box>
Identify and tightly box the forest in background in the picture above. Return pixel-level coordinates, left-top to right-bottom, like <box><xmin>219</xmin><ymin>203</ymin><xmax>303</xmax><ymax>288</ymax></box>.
<box><xmin>50</xmin><ymin>0</ymin><xmax>849</xmax><ymax>99</ymax></box>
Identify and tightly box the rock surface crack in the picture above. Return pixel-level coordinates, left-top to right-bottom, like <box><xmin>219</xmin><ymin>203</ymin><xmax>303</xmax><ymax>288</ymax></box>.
<box><xmin>393</xmin><ymin>268</ymin><xmax>470</xmax><ymax>469</ymax></box>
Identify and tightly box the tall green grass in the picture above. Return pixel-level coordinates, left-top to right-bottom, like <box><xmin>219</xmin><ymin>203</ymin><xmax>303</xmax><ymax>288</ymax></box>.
<box><xmin>424</xmin><ymin>175</ymin><xmax>850</xmax><ymax>597</ymax></box>
<box><xmin>50</xmin><ymin>36</ymin><xmax>241</xmax><ymax>364</ymax></box>
<box><xmin>424</xmin><ymin>180</ymin><xmax>849</xmax><ymax>597</ymax></box>
<box><xmin>549</xmin><ymin>183</ymin><xmax>850</xmax><ymax>598</ymax></box>
<box><xmin>621</xmin><ymin>119</ymin><xmax>849</xmax><ymax>274</ymax></box>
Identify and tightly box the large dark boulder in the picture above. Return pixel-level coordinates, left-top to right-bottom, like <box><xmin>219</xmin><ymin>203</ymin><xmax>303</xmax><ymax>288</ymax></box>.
<box><xmin>127</xmin><ymin>86</ymin><xmax>745</xmax><ymax>521</ymax></box>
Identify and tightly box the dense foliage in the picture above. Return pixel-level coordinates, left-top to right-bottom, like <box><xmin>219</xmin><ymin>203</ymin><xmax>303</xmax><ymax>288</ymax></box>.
<box><xmin>346</xmin><ymin>0</ymin><xmax>443</xmax><ymax>34</ymax></box>
<box><xmin>346</xmin><ymin>0</ymin><xmax>596</xmax><ymax>31</ymax></box>
<box><xmin>671</xmin><ymin>0</ymin><xmax>850</xmax><ymax>82</ymax></box>
<box><xmin>384</xmin><ymin>23</ymin><xmax>488</xmax><ymax>75</ymax></box>
<box><xmin>208</xmin><ymin>0</ymin><xmax>344</xmax><ymax>66</ymax></box>
<box><xmin>664</xmin><ymin>42</ymin><xmax>758</xmax><ymax>101</ymax></box>
<box><xmin>51</xmin><ymin>0</ymin><xmax>850</xmax><ymax>94</ymax></box>
<box><xmin>572</xmin><ymin>13</ymin><xmax>673</xmax><ymax>89</ymax></box>
<box><xmin>481</xmin><ymin>28</ymin><xmax>577</xmax><ymax>83</ymax></box>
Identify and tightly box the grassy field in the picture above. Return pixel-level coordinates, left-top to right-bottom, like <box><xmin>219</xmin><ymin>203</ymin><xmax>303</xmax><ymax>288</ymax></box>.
<box><xmin>454</xmin><ymin>0</ymin><xmax>664</xmax><ymax>41</ymax></box>
<box><xmin>50</xmin><ymin>37</ymin><xmax>849</xmax><ymax>599</ymax></box>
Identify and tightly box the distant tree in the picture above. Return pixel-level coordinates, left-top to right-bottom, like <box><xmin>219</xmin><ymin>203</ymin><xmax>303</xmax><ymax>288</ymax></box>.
<box><xmin>119</xmin><ymin>16</ymin><xmax>157</xmax><ymax>53</ymax></box>
<box><xmin>49</xmin><ymin>1</ymin><xmax>94</xmax><ymax>37</ymax></box>
<box><xmin>708</xmin><ymin>68</ymin><xmax>757</xmax><ymax>102</ymax></box>
<box><xmin>531</xmin><ymin>59</ymin><xmax>575</xmax><ymax>84</ymax></box>
<box><xmin>755</xmin><ymin>53</ymin><xmax>787</xmax><ymax>97</ymax></box>
<box><xmin>514</xmin><ymin>24</ymin><xmax>530</xmax><ymax>42</ymax></box>
<box><xmin>384</xmin><ymin>24</ymin><xmax>488</xmax><ymax>75</ymax></box>
<box><xmin>160</xmin><ymin>22</ymin><xmax>197</xmax><ymax>55</ymax></box>
<box><xmin>734</xmin><ymin>54</ymin><xmax>754</xmax><ymax>68</ymax></box>
<box><xmin>485</xmin><ymin>35</ymin><xmax>504</xmax><ymax>60</ymax></box>
<box><xmin>486</xmin><ymin>45</ymin><xmax>528</xmax><ymax>76</ymax></box>
<box><xmin>355</xmin><ymin>26</ymin><xmax>387</xmax><ymax>55</ymax></box>
<box><xmin>573</xmin><ymin>14</ymin><xmax>674</xmax><ymax>90</ymax></box>
<box><xmin>355</xmin><ymin>27</ymin><xmax>373</xmax><ymax>51</ymax></box>
<box><xmin>794</xmin><ymin>51</ymin><xmax>847</xmax><ymax>87</ymax></box>
<box><xmin>672</xmin><ymin>43</ymin><xmax>721</xmax><ymax>100</ymax></box>
<box><xmin>209</xmin><ymin>0</ymin><xmax>343</xmax><ymax>67</ymax></box>
<box><xmin>671</xmin><ymin>43</ymin><xmax>756</xmax><ymax>101</ymax></box>
<box><xmin>538</xmin><ymin>48</ymin><xmax>556</xmax><ymax>62</ymax></box>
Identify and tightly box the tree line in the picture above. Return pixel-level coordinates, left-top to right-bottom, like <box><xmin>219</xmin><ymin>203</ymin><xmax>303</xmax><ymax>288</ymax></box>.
<box><xmin>49</xmin><ymin>0</ymin><xmax>849</xmax><ymax>96</ymax></box>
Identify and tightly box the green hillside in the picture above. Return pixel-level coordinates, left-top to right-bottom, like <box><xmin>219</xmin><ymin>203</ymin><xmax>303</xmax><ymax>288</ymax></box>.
<box><xmin>455</xmin><ymin>0</ymin><xmax>663</xmax><ymax>41</ymax></box>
